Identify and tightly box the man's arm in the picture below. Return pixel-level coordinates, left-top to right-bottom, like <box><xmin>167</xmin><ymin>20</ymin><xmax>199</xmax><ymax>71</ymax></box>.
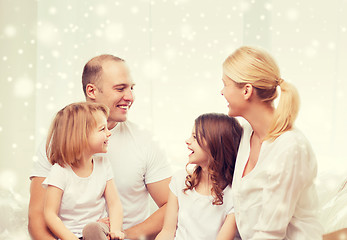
<box><xmin>123</xmin><ymin>177</ymin><xmax>171</xmax><ymax>240</ymax></box>
<box><xmin>28</xmin><ymin>177</ymin><xmax>56</xmax><ymax>240</ymax></box>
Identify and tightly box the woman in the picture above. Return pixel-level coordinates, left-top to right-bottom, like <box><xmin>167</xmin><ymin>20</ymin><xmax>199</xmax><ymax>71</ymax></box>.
<box><xmin>221</xmin><ymin>46</ymin><xmax>323</xmax><ymax>239</ymax></box>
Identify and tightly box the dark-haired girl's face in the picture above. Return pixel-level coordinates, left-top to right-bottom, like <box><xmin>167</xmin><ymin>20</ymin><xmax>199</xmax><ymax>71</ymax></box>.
<box><xmin>185</xmin><ymin>127</ymin><xmax>210</xmax><ymax>168</ymax></box>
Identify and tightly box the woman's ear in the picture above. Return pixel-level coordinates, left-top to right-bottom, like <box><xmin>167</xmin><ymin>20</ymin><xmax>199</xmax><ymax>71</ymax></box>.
<box><xmin>85</xmin><ymin>83</ymin><xmax>97</xmax><ymax>100</ymax></box>
<box><xmin>243</xmin><ymin>83</ymin><xmax>254</xmax><ymax>100</ymax></box>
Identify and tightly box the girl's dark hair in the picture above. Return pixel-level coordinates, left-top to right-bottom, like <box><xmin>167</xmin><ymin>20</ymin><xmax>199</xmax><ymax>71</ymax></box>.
<box><xmin>184</xmin><ymin>113</ymin><xmax>243</xmax><ymax>205</ymax></box>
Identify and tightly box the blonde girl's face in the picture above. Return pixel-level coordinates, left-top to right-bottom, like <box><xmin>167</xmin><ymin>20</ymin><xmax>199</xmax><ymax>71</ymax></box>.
<box><xmin>185</xmin><ymin>127</ymin><xmax>210</xmax><ymax>168</ymax></box>
<box><xmin>88</xmin><ymin>111</ymin><xmax>111</xmax><ymax>154</ymax></box>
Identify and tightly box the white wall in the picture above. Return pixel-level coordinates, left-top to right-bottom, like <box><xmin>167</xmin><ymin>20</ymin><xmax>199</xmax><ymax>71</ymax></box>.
<box><xmin>0</xmin><ymin>0</ymin><xmax>346</xmax><ymax>238</ymax></box>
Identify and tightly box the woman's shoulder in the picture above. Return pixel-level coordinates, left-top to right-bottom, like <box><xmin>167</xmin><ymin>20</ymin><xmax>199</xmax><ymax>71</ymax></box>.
<box><xmin>274</xmin><ymin>127</ymin><xmax>311</xmax><ymax>148</ymax></box>
<box><xmin>269</xmin><ymin>128</ymin><xmax>317</xmax><ymax>169</ymax></box>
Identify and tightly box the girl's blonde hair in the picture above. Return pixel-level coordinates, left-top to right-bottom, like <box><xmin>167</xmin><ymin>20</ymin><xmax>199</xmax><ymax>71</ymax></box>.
<box><xmin>46</xmin><ymin>102</ymin><xmax>109</xmax><ymax>167</ymax></box>
<box><xmin>223</xmin><ymin>46</ymin><xmax>300</xmax><ymax>141</ymax></box>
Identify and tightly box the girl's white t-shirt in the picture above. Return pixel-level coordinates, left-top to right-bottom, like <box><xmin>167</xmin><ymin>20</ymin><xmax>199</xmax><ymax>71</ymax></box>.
<box><xmin>170</xmin><ymin>170</ymin><xmax>234</xmax><ymax>240</ymax></box>
<box><xmin>33</xmin><ymin>121</ymin><xmax>172</xmax><ymax>230</ymax></box>
<box><xmin>43</xmin><ymin>156</ymin><xmax>113</xmax><ymax>238</ymax></box>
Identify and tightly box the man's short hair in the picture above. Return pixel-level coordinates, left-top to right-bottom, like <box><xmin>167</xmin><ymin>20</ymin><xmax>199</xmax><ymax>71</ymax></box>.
<box><xmin>82</xmin><ymin>54</ymin><xmax>124</xmax><ymax>97</ymax></box>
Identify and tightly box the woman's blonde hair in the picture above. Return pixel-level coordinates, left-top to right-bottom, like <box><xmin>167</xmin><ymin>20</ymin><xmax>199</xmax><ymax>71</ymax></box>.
<box><xmin>46</xmin><ymin>102</ymin><xmax>109</xmax><ymax>167</ymax></box>
<box><xmin>223</xmin><ymin>46</ymin><xmax>300</xmax><ymax>141</ymax></box>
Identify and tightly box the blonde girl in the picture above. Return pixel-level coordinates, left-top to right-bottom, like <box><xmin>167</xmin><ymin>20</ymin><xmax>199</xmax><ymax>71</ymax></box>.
<box><xmin>156</xmin><ymin>113</ymin><xmax>243</xmax><ymax>240</ymax></box>
<box><xmin>43</xmin><ymin>102</ymin><xmax>124</xmax><ymax>240</ymax></box>
<box><xmin>221</xmin><ymin>46</ymin><xmax>323</xmax><ymax>239</ymax></box>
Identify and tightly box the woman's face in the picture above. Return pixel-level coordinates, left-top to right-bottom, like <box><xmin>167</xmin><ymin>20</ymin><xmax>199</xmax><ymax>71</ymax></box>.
<box><xmin>221</xmin><ymin>73</ymin><xmax>245</xmax><ymax>117</ymax></box>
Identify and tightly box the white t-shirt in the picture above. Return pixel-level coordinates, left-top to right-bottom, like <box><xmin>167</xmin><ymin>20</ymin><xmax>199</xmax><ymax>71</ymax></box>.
<box><xmin>42</xmin><ymin>156</ymin><xmax>113</xmax><ymax>238</ymax></box>
<box><xmin>31</xmin><ymin>121</ymin><xmax>172</xmax><ymax>230</ymax></box>
<box><xmin>170</xmin><ymin>170</ymin><xmax>234</xmax><ymax>240</ymax></box>
<box><xmin>232</xmin><ymin>123</ymin><xmax>323</xmax><ymax>240</ymax></box>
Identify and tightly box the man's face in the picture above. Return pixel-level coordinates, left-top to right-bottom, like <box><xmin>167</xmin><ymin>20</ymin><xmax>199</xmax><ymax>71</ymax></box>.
<box><xmin>94</xmin><ymin>60</ymin><xmax>135</xmax><ymax>128</ymax></box>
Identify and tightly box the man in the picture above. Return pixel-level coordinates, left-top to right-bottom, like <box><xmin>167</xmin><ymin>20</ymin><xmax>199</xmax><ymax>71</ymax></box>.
<box><xmin>28</xmin><ymin>55</ymin><xmax>172</xmax><ymax>240</ymax></box>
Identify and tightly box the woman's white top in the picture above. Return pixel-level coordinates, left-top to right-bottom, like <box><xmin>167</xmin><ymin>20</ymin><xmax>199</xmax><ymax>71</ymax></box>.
<box><xmin>170</xmin><ymin>170</ymin><xmax>234</xmax><ymax>240</ymax></box>
<box><xmin>43</xmin><ymin>156</ymin><xmax>113</xmax><ymax>238</ymax></box>
<box><xmin>319</xmin><ymin>177</ymin><xmax>347</xmax><ymax>233</ymax></box>
<box><xmin>232</xmin><ymin>123</ymin><xmax>323</xmax><ymax>240</ymax></box>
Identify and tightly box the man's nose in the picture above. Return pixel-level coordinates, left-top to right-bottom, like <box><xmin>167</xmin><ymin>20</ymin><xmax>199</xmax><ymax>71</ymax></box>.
<box><xmin>123</xmin><ymin>88</ymin><xmax>134</xmax><ymax>102</ymax></box>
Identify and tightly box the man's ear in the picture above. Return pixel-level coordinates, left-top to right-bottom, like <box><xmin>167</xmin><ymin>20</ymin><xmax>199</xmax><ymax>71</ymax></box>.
<box><xmin>243</xmin><ymin>83</ymin><xmax>254</xmax><ymax>100</ymax></box>
<box><xmin>85</xmin><ymin>83</ymin><xmax>97</xmax><ymax>100</ymax></box>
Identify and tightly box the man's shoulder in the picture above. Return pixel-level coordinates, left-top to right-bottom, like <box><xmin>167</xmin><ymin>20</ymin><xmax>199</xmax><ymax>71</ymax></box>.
<box><xmin>30</xmin><ymin>138</ymin><xmax>52</xmax><ymax>179</ymax></box>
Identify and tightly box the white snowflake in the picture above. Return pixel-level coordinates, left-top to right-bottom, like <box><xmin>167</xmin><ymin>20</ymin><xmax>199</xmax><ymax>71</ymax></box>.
<box><xmin>14</xmin><ymin>77</ymin><xmax>34</xmax><ymax>98</ymax></box>
<box><xmin>3</xmin><ymin>25</ymin><xmax>17</xmax><ymax>38</ymax></box>
<box><xmin>0</xmin><ymin>170</ymin><xmax>17</xmax><ymax>190</ymax></box>
<box><xmin>287</xmin><ymin>8</ymin><xmax>299</xmax><ymax>21</ymax></box>
<box><xmin>37</xmin><ymin>22</ymin><xmax>59</xmax><ymax>45</ymax></box>
<box><xmin>181</xmin><ymin>25</ymin><xmax>195</xmax><ymax>41</ymax></box>
<box><xmin>142</xmin><ymin>60</ymin><xmax>162</xmax><ymax>78</ymax></box>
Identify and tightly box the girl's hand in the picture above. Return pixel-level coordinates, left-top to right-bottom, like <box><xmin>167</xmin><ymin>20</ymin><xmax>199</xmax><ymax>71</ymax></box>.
<box><xmin>108</xmin><ymin>230</ymin><xmax>125</xmax><ymax>240</ymax></box>
<box><xmin>97</xmin><ymin>217</ymin><xmax>110</xmax><ymax>227</ymax></box>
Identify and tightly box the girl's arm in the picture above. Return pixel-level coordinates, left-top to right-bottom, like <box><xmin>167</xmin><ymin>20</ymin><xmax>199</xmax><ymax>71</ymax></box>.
<box><xmin>155</xmin><ymin>190</ymin><xmax>178</xmax><ymax>240</ymax></box>
<box><xmin>216</xmin><ymin>213</ymin><xmax>237</xmax><ymax>240</ymax></box>
<box><xmin>104</xmin><ymin>179</ymin><xmax>124</xmax><ymax>239</ymax></box>
<box><xmin>44</xmin><ymin>185</ymin><xmax>79</xmax><ymax>240</ymax></box>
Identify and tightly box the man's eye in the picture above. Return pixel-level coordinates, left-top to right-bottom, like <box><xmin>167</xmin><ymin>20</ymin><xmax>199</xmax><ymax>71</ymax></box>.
<box><xmin>116</xmin><ymin>88</ymin><xmax>125</xmax><ymax>91</ymax></box>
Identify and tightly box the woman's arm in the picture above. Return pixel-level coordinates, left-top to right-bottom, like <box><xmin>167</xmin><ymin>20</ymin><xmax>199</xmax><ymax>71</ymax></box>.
<box><xmin>216</xmin><ymin>214</ymin><xmax>237</xmax><ymax>240</ymax></box>
<box><xmin>44</xmin><ymin>185</ymin><xmax>79</xmax><ymax>240</ymax></box>
<box><xmin>104</xmin><ymin>179</ymin><xmax>125</xmax><ymax>239</ymax></box>
<box><xmin>155</xmin><ymin>190</ymin><xmax>178</xmax><ymax>240</ymax></box>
